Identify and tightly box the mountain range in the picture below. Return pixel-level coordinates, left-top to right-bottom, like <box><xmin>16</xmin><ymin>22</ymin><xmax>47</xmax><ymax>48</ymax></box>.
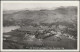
<box><xmin>3</xmin><ymin>6</ymin><xmax>77</xmax><ymax>27</ymax></box>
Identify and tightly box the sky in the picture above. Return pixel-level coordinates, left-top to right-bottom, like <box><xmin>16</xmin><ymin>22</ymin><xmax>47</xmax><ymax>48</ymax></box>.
<box><xmin>2</xmin><ymin>1</ymin><xmax>79</xmax><ymax>10</ymax></box>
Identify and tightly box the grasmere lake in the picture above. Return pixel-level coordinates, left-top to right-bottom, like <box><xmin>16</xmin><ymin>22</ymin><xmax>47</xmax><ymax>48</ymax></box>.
<box><xmin>3</xmin><ymin>26</ymin><xmax>20</xmax><ymax>33</ymax></box>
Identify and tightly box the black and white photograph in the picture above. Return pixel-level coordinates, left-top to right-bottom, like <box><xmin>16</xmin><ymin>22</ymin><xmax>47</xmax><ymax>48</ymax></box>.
<box><xmin>1</xmin><ymin>1</ymin><xmax>79</xmax><ymax>50</ymax></box>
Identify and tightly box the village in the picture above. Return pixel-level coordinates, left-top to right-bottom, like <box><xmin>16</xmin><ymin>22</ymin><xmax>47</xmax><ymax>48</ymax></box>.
<box><xmin>3</xmin><ymin>24</ymin><xmax>77</xmax><ymax>49</ymax></box>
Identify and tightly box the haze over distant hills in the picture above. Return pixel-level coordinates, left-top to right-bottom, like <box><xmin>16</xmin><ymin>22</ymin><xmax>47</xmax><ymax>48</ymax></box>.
<box><xmin>3</xmin><ymin>6</ymin><xmax>77</xmax><ymax>27</ymax></box>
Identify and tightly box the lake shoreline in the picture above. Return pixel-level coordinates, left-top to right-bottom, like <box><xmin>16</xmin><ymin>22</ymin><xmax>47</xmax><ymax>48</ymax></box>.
<box><xmin>3</xmin><ymin>26</ymin><xmax>20</xmax><ymax>33</ymax></box>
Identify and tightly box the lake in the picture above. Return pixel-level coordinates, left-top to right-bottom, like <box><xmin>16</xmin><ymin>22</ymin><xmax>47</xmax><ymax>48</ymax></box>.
<box><xmin>3</xmin><ymin>26</ymin><xmax>20</xmax><ymax>33</ymax></box>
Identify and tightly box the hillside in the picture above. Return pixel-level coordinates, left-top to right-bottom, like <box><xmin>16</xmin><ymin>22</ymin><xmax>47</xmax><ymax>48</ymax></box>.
<box><xmin>3</xmin><ymin>6</ymin><xmax>77</xmax><ymax>26</ymax></box>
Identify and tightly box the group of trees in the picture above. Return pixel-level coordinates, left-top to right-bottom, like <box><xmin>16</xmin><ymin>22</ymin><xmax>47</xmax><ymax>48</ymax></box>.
<box><xmin>3</xmin><ymin>20</ymin><xmax>15</xmax><ymax>27</ymax></box>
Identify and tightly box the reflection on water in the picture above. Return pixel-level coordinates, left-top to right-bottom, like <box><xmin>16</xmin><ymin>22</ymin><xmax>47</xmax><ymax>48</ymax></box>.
<box><xmin>3</xmin><ymin>35</ymin><xmax>11</xmax><ymax>37</ymax></box>
<box><xmin>3</xmin><ymin>26</ymin><xmax>20</xmax><ymax>33</ymax></box>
